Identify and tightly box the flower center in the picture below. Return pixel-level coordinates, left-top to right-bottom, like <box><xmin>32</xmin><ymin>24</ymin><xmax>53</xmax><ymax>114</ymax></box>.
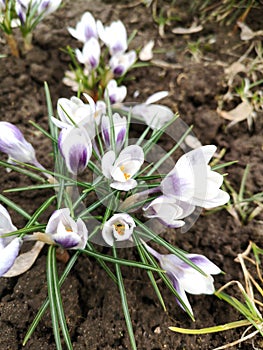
<box><xmin>65</xmin><ymin>226</ymin><xmax>73</xmax><ymax>232</ymax></box>
<box><xmin>120</xmin><ymin>165</ymin><xmax>131</xmax><ymax>180</ymax></box>
<box><xmin>113</xmin><ymin>222</ymin><xmax>125</xmax><ymax>236</ymax></box>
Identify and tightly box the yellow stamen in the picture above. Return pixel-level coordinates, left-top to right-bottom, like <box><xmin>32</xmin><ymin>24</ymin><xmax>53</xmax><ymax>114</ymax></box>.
<box><xmin>120</xmin><ymin>165</ymin><xmax>131</xmax><ymax>180</ymax></box>
<box><xmin>114</xmin><ymin>222</ymin><xmax>125</xmax><ymax>236</ymax></box>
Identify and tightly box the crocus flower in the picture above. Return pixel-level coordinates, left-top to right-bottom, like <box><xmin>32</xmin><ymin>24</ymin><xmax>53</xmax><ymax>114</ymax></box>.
<box><xmin>109</xmin><ymin>50</ymin><xmax>137</xmax><ymax>77</ymax></box>
<box><xmin>102</xmin><ymin>213</ymin><xmax>135</xmax><ymax>246</ymax></box>
<box><xmin>37</xmin><ymin>0</ymin><xmax>62</xmax><ymax>16</ymax></box>
<box><xmin>104</xmin><ymin>79</ymin><xmax>127</xmax><ymax>105</ymax></box>
<box><xmin>0</xmin><ymin>121</ymin><xmax>37</xmax><ymax>165</ymax></box>
<box><xmin>58</xmin><ymin>126</ymin><xmax>92</xmax><ymax>175</ymax></box>
<box><xmin>0</xmin><ymin>205</ymin><xmax>22</xmax><ymax>277</ymax></box>
<box><xmin>144</xmin><ymin>242</ymin><xmax>221</xmax><ymax>315</ymax></box>
<box><xmin>53</xmin><ymin>94</ymin><xmax>106</xmax><ymax>138</ymax></box>
<box><xmin>68</xmin><ymin>11</ymin><xmax>98</xmax><ymax>43</ymax></box>
<box><xmin>143</xmin><ymin>195</ymin><xmax>195</xmax><ymax>228</ymax></box>
<box><xmin>101</xmin><ymin>113</ymin><xmax>127</xmax><ymax>152</ymax></box>
<box><xmin>75</xmin><ymin>37</ymin><xmax>101</xmax><ymax>70</ymax></box>
<box><xmin>131</xmin><ymin>91</ymin><xmax>174</xmax><ymax>129</ymax></box>
<box><xmin>161</xmin><ymin>145</ymin><xmax>230</xmax><ymax>209</ymax></box>
<box><xmin>97</xmin><ymin>19</ymin><xmax>127</xmax><ymax>56</ymax></box>
<box><xmin>45</xmin><ymin>208</ymin><xmax>88</xmax><ymax>249</ymax></box>
<box><xmin>101</xmin><ymin>145</ymin><xmax>144</xmax><ymax>191</ymax></box>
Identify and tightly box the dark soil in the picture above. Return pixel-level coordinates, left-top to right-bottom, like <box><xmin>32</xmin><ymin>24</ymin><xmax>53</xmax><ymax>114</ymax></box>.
<box><xmin>1</xmin><ymin>1</ymin><xmax>263</xmax><ymax>349</ymax></box>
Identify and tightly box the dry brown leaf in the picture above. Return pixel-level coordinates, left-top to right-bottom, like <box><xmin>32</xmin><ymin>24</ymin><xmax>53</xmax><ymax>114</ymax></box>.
<box><xmin>172</xmin><ymin>24</ymin><xmax>203</xmax><ymax>35</ymax></box>
<box><xmin>3</xmin><ymin>241</ymin><xmax>45</xmax><ymax>277</ymax></box>
<box><xmin>139</xmin><ymin>40</ymin><xmax>154</xmax><ymax>61</ymax></box>
<box><xmin>237</xmin><ymin>21</ymin><xmax>263</xmax><ymax>41</ymax></box>
<box><xmin>218</xmin><ymin>101</ymin><xmax>254</xmax><ymax>129</ymax></box>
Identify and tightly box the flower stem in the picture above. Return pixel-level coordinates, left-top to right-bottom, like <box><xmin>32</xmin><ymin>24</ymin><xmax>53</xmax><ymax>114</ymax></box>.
<box><xmin>5</xmin><ymin>33</ymin><xmax>20</xmax><ymax>57</ymax></box>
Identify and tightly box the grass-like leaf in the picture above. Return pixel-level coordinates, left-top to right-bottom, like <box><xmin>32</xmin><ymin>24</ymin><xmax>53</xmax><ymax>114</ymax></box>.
<box><xmin>113</xmin><ymin>245</ymin><xmax>137</xmax><ymax>350</ymax></box>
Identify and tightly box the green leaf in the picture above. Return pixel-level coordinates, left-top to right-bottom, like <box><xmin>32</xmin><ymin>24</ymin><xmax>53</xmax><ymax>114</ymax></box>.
<box><xmin>113</xmin><ymin>245</ymin><xmax>137</xmax><ymax>350</ymax></box>
<box><xmin>46</xmin><ymin>246</ymin><xmax>63</xmax><ymax>350</ymax></box>
<box><xmin>23</xmin><ymin>252</ymin><xmax>80</xmax><ymax>346</ymax></box>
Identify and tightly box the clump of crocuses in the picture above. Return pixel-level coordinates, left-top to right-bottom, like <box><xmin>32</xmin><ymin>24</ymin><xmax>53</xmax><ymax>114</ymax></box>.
<box><xmin>0</xmin><ymin>28</ymin><xmax>231</xmax><ymax>347</ymax></box>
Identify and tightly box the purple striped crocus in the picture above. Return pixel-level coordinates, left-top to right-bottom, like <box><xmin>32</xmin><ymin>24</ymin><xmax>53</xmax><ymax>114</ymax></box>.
<box><xmin>143</xmin><ymin>241</ymin><xmax>221</xmax><ymax>315</ymax></box>
<box><xmin>76</xmin><ymin>37</ymin><xmax>101</xmax><ymax>70</ymax></box>
<box><xmin>68</xmin><ymin>11</ymin><xmax>98</xmax><ymax>43</ymax></box>
<box><xmin>97</xmin><ymin>19</ymin><xmax>127</xmax><ymax>56</ymax></box>
<box><xmin>109</xmin><ymin>50</ymin><xmax>136</xmax><ymax>77</ymax></box>
<box><xmin>104</xmin><ymin>79</ymin><xmax>127</xmax><ymax>105</ymax></box>
<box><xmin>0</xmin><ymin>121</ymin><xmax>37</xmax><ymax>165</ymax></box>
<box><xmin>58</xmin><ymin>126</ymin><xmax>92</xmax><ymax>175</ymax></box>
<box><xmin>161</xmin><ymin>145</ymin><xmax>230</xmax><ymax>209</ymax></box>
<box><xmin>45</xmin><ymin>208</ymin><xmax>88</xmax><ymax>249</ymax></box>
<box><xmin>101</xmin><ymin>113</ymin><xmax>127</xmax><ymax>152</ymax></box>
<box><xmin>143</xmin><ymin>195</ymin><xmax>195</xmax><ymax>228</ymax></box>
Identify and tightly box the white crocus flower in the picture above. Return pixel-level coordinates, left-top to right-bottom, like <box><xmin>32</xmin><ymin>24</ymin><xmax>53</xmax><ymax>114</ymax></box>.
<box><xmin>75</xmin><ymin>37</ymin><xmax>101</xmax><ymax>70</ymax></box>
<box><xmin>101</xmin><ymin>113</ymin><xmax>127</xmax><ymax>152</ymax></box>
<box><xmin>109</xmin><ymin>50</ymin><xmax>137</xmax><ymax>77</ymax></box>
<box><xmin>37</xmin><ymin>0</ymin><xmax>62</xmax><ymax>16</ymax></box>
<box><xmin>144</xmin><ymin>241</ymin><xmax>221</xmax><ymax>315</ymax></box>
<box><xmin>45</xmin><ymin>208</ymin><xmax>88</xmax><ymax>249</ymax></box>
<box><xmin>131</xmin><ymin>91</ymin><xmax>174</xmax><ymax>129</ymax></box>
<box><xmin>68</xmin><ymin>11</ymin><xmax>98</xmax><ymax>43</ymax></box>
<box><xmin>97</xmin><ymin>19</ymin><xmax>127</xmax><ymax>56</ymax></box>
<box><xmin>0</xmin><ymin>121</ymin><xmax>37</xmax><ymax>165</ymax></box>
<box><xmin>102</xmin><ymin>213</ymin><xmax>135</xmax><ymax>246</ymax></box>
<box><xmin>101</xmin><ymin>145</ymin><xmax>144</xmax><ymax>191</ymax></box>
<box><xmin>143</xmin><ymin>195</ymin><xmax>195</xmax><ymax>228</ymax></box>
<box><xmin>58</xmin><ymin>126</ymin><xmax>92</xmax><ymax>175</ymax></box>
<box><xmin>0</xmin><ymin>205</ymin><xmax>22</xmax><ymax>277</ymax></box>
<box><xmin>104</xmin><ymin>79</ymin><xmax>127</xmax><ymax>105</ymax></box>
<box><xmin>53</xmin><ymin>94</ymin><xmax>106</xmax><ymax>138</ymax></box>
<box><xmin>161</xmin><ymin>145</ymin><xmax>230</xmax><ymax>209</ymax></box>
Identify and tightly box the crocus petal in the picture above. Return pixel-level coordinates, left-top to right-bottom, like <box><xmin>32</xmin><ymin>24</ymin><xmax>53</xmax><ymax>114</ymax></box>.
<box><xmin>101</xmin><ymin>150</ymin><xmax>116</xmax><ymax>179</ymax></box>
<box><xmin>145</xmin><ymin>91</ymin><xmax>169</xmax><ymax>105</ymax></box>
<box><xmin>132</xmin><ymin>104</ymin><xmax>174</xmax><ymax>129</ymax></box>
<box><xmin>110</xmin><ymin>178</ymin><xmax>138</xmax><ymax>191</ymax></box>
<box><xmin>167</xmin><ymin>271</ymin><xmax>193</xmax><ymax>315</ymax></box>
<box><xmin>0</xmin><ymin>204</ymin><xmax>17</xmax><ymax>235</ymax></box>
<box><xmin>46</xmin><ymin>208</ymin><xmax>71</xmax><ymax>234</ymax></box>
<box><xmin>0</xmin><ymin>237</ymin><xmax>22</xmax><ymax>277</ymax></box>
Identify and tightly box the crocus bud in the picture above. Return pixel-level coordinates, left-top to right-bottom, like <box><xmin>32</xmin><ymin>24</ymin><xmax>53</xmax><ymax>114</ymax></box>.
<box><xmin>104</xmin><ymin>79</ymin><xmax>127</xmax><ymax>105</ymax></box>
<box><xmin>97</xmin><ymin>19</ymin><xmax>128</xmax><ymax>56</ymax></box>
<box><xmin>68</xmin><ymin>11</ymin><xmax>98</xmax><ymax>43</ymax></box>
<box><xmin>109</xmin><ymin>51</ymin><xmax>136</xmax><ymax>77</ymax></box>
<box><xmin>0</xmin><ymin>121</ymin><xmax>37</xmax><ymax>164</ymax></box>
<box><xmin>101</xmin><ymin>113</ymin><xmax>127</xmax><ymax>152</ymax></box>
<box><xmin>102</xmin><ymin>213</ymin><xmax>135</xmax><ymax>246</ymax></box>
<box><xmin>45</xmin><ymin>208</ymin><xmax>88</xmax><ymax>249</ymax></box>
<box><xmin>58</xmin><ymin>126</ymin><xmax>92</xmax><ymax>175</ymax></box>
<box><xmin>76</xmin><ymin>37</ymin><xmax>101</xmax><ymax>70</ymax></box>
<box><xmin>37</xmin><ymin>0</ymin><xmax>62</xmax><ymax>16</ymax></box>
